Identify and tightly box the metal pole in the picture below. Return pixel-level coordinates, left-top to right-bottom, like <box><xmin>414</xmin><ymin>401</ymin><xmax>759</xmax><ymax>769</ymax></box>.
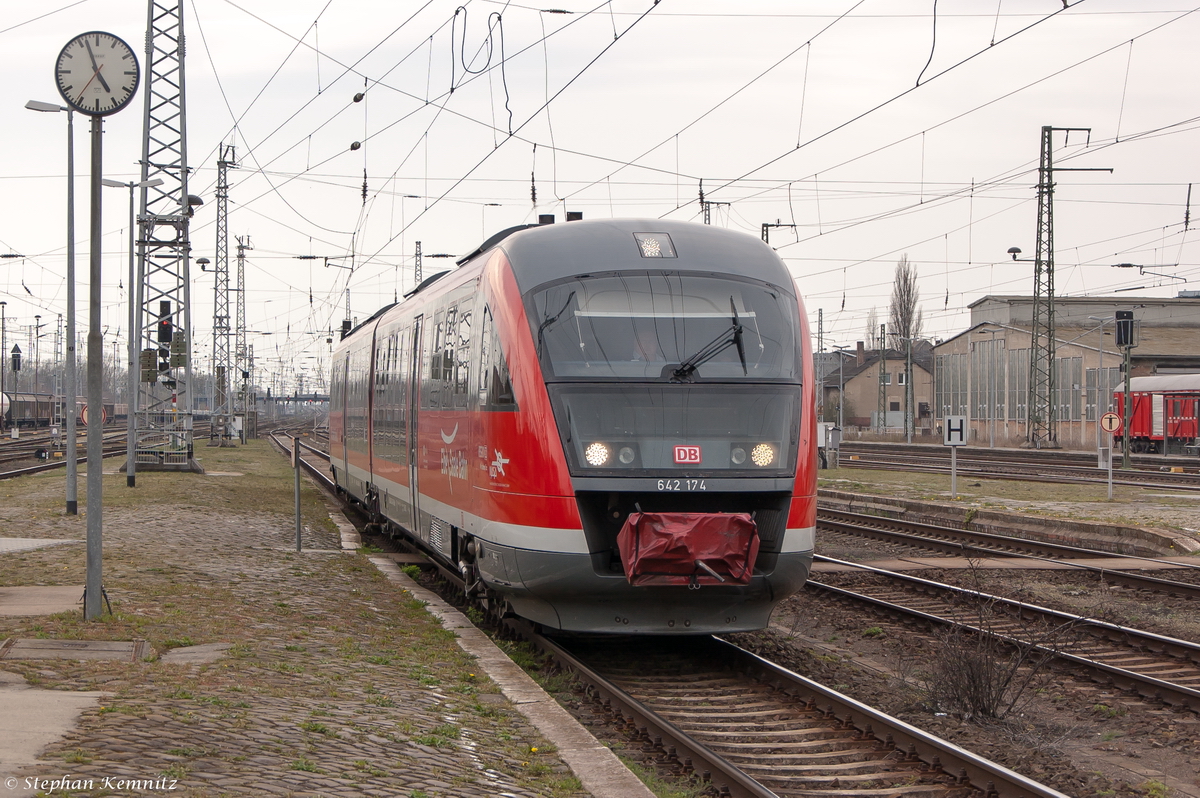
<box><xmin>66</xmin><ymin>109</ymin><xmax>79</xmax><ymax>513</ymax></box>
<box><xmin>1</xmin><ymin>301</ymin><xmax>6</xmax><ymax>435</ymax></box>
<box><xmin>126</xmin><ymin>182</ymin><xmax>137</xmax><ymax>487</ymax></box>
<box><xmin>1107</xmin><ymin>434</ymin><xmax>1114</xmax><ymax>500</ymax></box>
<box><xmin>1096</xmin><ymin>320</ymin><xmax>1103</xmax><ymax>455</ymax></box>
<box><xmin>34</xmin><ymin>315</ymin><xmax>40</xmax><ymax>393</ymax></box>
<box><xmin>85</xmin><ymin>115</ymin><xmax>104</xmax><ymax>620</ymax></box>
<box><xmin>988</xmin><ymin>334</ymin><xmax>995</xmax><ymax>449</ymax></box>
<box><xmin>905</xmin><ymin>337</ymin><xmax>913</xmax><ymax>444</ymax></box>
<box><xmin>294</xmin><ymin>436</ymin><xmax>302</xmax><ymax>552</ymax></box>
<box><xmin>1122</xmin><ymin>344</ymin><xmax>1132</xmax><ymax>470</ymax></box>
<box><xmin>950</xmin><ymin>445</ymin><xmax>958</xmax><ymax>501</ymax></box>
<box><xmin>838</xmin><ymin>353</ymin><xmax>844</xmax><ymax>429</ymax></box>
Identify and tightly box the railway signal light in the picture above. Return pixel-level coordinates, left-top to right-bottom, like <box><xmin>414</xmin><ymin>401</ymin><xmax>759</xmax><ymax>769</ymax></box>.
<box><xmin>157</xmin><ymin>300</ymin><xmax>173</xmax><ymax>344</ymax></box>
<box><xmin>1115</xmin><ymin>310</ymin><xmax>1135</xmax><ymax>348</ymax></box>
<box><xmin>10</xmin><ymin>344</ymin><xmax>20</xmax><ymax>372</ymax></box>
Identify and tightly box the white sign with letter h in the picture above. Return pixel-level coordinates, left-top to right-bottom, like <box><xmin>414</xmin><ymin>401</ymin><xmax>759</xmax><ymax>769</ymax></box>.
<box><xmin>943</xmin><ymin>415</ymin><xmax>967</xmax><ymax>447</ymax></box>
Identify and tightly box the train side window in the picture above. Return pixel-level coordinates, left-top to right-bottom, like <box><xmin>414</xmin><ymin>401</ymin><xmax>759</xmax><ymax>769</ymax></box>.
<box><xmin>426</xmin><ymin>310</ymin><xmax>444</xmax><ymax>409</ymax></box>
<box><xmin>442</xmin><ymin>305</ymin><xmax>458</xmax><ymax>397</ymax></box>
<box><xmin>454</xmin><ymin>308</ymin><xmax>472</xmax><ymax>408</ymax></box>
<box><xmin>479</xmin><ymin>306</ymin><xmax>518</xmax><ymax>411</ymax></box>
<box><xmin>395</xmin><ymin>326</ymin><xmax>408</xmax><ymax>463</ymax></box>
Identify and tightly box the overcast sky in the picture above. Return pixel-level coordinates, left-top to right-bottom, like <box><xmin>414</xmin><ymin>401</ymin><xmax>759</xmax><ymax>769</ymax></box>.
<box><xmin>1</xmin><ymin>1</ymin><xmax>1196</xmax><ymax>390</ymax></box>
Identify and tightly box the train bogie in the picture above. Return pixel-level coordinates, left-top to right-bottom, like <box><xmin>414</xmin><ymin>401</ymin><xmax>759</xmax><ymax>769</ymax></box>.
<box><xmin>330</xmin><ymin>218</ymin><xmax>817</xmax><ymax>633</ymax></box>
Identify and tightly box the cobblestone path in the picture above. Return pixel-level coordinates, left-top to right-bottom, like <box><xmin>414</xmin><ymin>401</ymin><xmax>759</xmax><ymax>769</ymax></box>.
<box><xmin>0</xmin><ymin>443</ymin><xmax>590</xmax><ymax>797</ymax></box>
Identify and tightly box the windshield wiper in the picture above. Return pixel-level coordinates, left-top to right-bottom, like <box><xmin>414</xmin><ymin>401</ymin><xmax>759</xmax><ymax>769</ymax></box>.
<box><xmin>671</xmin><ymin>297</ymin><xmax>747</xmax><ymax>381</ymax></box>
<box><xmin>535</xmin><ymin>291</ymin><xmax>576</xmax><ymax>357</ymax></box>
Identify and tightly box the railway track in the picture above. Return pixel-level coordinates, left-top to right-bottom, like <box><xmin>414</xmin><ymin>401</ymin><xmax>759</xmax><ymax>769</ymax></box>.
<box><xmin>0</xmin><ymin>431</ymin><xmax>129</xmax><ymax>480</ymax></box>
<box><xmin>809</xmin><ymin>559</ymin><xmax>1200</xmax><ymax>714</ymax></box>
<box><xmin>545</xmin><ymin>632</ymin><xmax>1074</xmax><ymax>798</ymax></box>
<box><xmin>817</xmin><ymin>508</ymin><xmax>1200</xmax><ymax>600</ymax></box>
<box><xmin>275</xmin><ymin>430</ymin><xmax>1073</xmax><ymax>797</ymax></box>
<box><xmin>838</xmin><ymin>441</ymin><xmax>1200</xmax><ymax>491</ymax></box>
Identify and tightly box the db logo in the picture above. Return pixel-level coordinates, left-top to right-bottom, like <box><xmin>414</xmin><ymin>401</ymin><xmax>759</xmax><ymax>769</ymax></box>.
<box><xmin>673</xmin><ymin>445</ymin><xmax>702</xmax><ymax>464</ymax></box>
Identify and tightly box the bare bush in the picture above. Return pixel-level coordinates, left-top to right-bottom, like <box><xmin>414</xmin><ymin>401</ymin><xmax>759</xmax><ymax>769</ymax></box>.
<box><xmin>925</xmin><ymin>591</ymin><xmax>1080</xmax><ymax>721</ymax></box>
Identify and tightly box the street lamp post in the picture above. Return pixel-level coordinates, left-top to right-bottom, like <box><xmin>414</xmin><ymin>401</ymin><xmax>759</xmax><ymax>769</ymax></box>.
<box><xmin>25</xmin><ymin>100</ymin><xmax>79</xmax><ymax>513</ymax></box>
<box><xmin>102</xmin><ymin>177</ymin><xmax>163</xmax><ymax>487</ymax></box>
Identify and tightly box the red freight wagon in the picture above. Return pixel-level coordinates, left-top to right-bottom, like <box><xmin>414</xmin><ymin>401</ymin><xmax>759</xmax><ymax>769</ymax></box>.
<box><xmin>1113</xmin><ymin>374</ymin><xmax>1200</xmax><ymax>454</ymax></box>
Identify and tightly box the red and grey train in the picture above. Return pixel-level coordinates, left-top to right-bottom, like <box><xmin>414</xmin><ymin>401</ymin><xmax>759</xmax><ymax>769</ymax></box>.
<box><xmin>329</xmin><ymin>218</ymin><xmax>816</xmax><ymax>634</ymax></box>
<box><xmin>1113</xmin><ymin>375</ymin><xmax>1200</xmax><ymax>454</ymax></box>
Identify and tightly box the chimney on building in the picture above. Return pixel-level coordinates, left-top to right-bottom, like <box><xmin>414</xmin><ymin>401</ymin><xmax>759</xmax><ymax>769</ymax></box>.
<box><xmin>856</xmin><ymin>341</ymin><xmax>865</xmax><ymax>365</ymax></box>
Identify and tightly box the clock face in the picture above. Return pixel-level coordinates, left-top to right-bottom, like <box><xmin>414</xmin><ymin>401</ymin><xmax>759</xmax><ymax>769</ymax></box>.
<box><xmin>55</xmin><ymin>32</ymin><xmax>140</xmax><ymax>116</ymax></box>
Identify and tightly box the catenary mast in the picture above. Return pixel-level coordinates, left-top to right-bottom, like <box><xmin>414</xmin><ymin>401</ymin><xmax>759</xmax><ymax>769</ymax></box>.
<box><xmin>135</xmin><ymin>0</ymin><xmax>202</xmax><ymax>471</ymax></box>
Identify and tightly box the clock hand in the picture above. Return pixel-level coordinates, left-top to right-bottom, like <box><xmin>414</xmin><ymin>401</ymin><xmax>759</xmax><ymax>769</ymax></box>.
<box><xmin>75</xmin><ymin>69</ymin><xmax>101</xmax><ymax>103</ymax></box>
<box><xmin>83</xmin><ymin>38</ymin><xmax>111</xmax><ymax>94</ymax></box>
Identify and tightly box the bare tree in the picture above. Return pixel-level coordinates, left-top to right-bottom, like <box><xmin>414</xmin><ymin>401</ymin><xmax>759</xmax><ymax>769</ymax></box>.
<box><xmin>864</xmin><ymin>306</ymin><xmax>879</xmax><ymax>350</ymax></box>
<box><xmin>888</xmin><ymin>255</ymin><xmax>923</xmax><ymax>348</ymax></box>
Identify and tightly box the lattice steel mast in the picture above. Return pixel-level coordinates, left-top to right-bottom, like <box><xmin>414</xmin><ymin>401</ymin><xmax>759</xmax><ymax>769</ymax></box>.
<box><xmin>211</xmin><ymin>145</ymin><xmax>235</xmax><ymax>444</ymax></box>
<box><xmin>135</xmin><ymin>0</ymin><xmax>202</xmax><ymax>471</ymax></box>
<box><xmin>52</xmin><ymin>315</ymin><xmax>64</xmax><ymax>437</ymax></box>
<box><xmin>1023</xmin><ymin>126</ymin><xmax>1107</xmax><ymax>449</ymax></box>
<box><xmin>235</xmin><ymin>235</ymin><xmax>251</xmax><ymax>436</ymax></box>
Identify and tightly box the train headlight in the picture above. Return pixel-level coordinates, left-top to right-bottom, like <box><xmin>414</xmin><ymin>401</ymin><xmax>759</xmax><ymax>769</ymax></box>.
<box><xmin>750</xmin><ymin>443</ymin><xmax>776</xmax><ymax>467</ymax></box>
<box><xmin>730</xmin><ymin>447</ymin><xmax>747</xmax><ymax>465</ymax></box>
<box><xmin>584</xmin><ymin>442</ymin><xmax>611</xmax><ymax>466</ymax></box>
<box><xmin>618</xmin><ymin>446</ymin><xmax>636</xmax><ymax>465</ymax></box>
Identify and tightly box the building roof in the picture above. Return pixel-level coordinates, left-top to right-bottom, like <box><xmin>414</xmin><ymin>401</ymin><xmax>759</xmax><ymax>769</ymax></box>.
<box><xmin>935</xmin><ymin>322</ymin><xmax>1200</xmax><ymax>360</ymax></box>
<box><xmin>840</xmin><ymin>346</ymin><xmax>934</xmax><ymax>382</ymax></box>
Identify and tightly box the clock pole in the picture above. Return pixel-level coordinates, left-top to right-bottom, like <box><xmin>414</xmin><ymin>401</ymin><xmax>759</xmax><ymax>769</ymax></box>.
<box><xmin>52</xmin><ymin>31</ymin><xmax>141</xmax><ymax>621</ymax></box>
<box><xmin>84</xmin><ymin>113</ymin><xmax>104</xmax><ymax>620</ymax></box>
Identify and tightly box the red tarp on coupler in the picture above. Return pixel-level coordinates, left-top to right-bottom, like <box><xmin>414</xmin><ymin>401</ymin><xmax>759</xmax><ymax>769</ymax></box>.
<box><xmin>616</xmin><ymin>511</ymin><xmax>760</xmax><ymax>587</ymax></box>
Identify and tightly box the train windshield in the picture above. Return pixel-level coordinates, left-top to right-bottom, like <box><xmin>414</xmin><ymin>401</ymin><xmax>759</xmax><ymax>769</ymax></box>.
<box><xmin>530</xmin><ymin>273</ymin><xmax>798</xmax><ymax>381</ymax></box>
<box><xmin>548</xmin><ymin>384</ymin><xmax>797</xmax><ymax>475</ymax></box>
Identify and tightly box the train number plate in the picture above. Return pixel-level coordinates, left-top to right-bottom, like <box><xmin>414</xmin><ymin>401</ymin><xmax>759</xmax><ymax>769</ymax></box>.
<box><xmin>657</xmin><ymin>479</ymin><xmax>706</xmax><ymax>491</ymax></box>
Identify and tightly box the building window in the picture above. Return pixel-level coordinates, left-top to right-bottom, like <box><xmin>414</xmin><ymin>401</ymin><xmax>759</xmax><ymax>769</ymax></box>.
<box><xmin>889</xmin><ymin>401</ymin><xmax>900</xmax><ymax>412</ymax></box>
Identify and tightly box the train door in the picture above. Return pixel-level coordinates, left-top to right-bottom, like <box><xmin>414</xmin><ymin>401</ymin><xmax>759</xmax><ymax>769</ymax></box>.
<box><xmin>1152</xmin><ymin>393</ymin><xmax>1165</xmax><ymax>446</ymax></box>
<box><xmin>331</xmin><ymin>354</ymin><xmax>349</xmax><ymax>480</ymax></box>
<box><xmin>406</xmin><ymin>317</ymin><xmax>423</xmax><ymax>534</ymax></box>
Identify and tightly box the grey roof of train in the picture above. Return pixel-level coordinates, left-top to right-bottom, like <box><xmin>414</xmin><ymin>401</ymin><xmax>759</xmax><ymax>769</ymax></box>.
<box><xmin>1115</xmin><ymin>374</ymin><xmax>1200</xmax><ymax>392</ymax></box>
<box><xmin>492</xmin><ymin>219</ymin><xmax>797</xmax><ymax>295</ymax></box>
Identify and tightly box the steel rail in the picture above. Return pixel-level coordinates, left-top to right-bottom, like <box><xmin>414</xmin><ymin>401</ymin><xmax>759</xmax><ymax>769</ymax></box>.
<box><xmin>841</xmin><ymin>453</ymin><xmax>1200</xmax><ymax>492</ymax></box>
<box><xmin>841</xmin><ymin>441</ymin><xmax>1199</xmax><ymax>473</ymax></box>
<box><xmin>818</xmin><ymin>509</ymin><xmax>1200</xmax><ymax>599</ymax></box>
<box><xmin>536</xmin><ymin>633</ymin><xmax>1072</xmax><ymax>798</ymax></box>
<box><xmin>720</xmin><ymin>638</ymin><xmax>1072</xmax><ymax>798</ymax></box>
<box><xmin>811</xmin><ymin>557</ymin><xmax>1200</xmax><ymax>712</ymax></box>
<box><xmin>534</xmin><ymin>633</ymin><xmax>778</xmax><ymax>798</ymax></box>
<box><xmin>0</xmin><ymin>433</ymin><xmax>130</xmax><ymax>480</ymax></box>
